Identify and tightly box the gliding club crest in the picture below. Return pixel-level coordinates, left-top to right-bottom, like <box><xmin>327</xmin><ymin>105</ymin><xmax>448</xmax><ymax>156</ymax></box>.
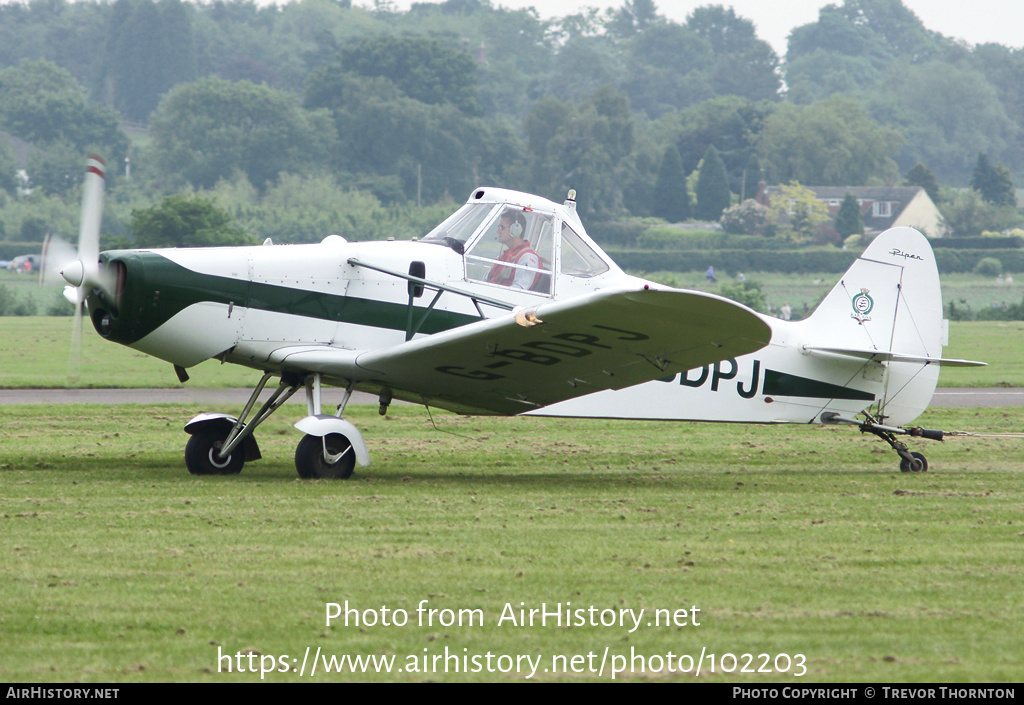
<box><xmin>851</xmin><ymin>289</ymin><xmax>873</xmax><ymax>322</ymax></box>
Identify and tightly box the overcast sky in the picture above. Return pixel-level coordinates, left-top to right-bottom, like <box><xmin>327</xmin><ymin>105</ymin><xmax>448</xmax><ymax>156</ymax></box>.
<box><xmin>353</xmin><ymin>0</ymin><xmax>1024</xmax><ymax>56</ymax></box>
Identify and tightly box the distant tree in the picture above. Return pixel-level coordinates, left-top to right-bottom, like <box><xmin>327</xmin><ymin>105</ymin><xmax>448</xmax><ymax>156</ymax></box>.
<box><xmin>527</xmin><ymin>87</ymin><xmax>637</xmax><ymax>220</ymax></box>
<box><xmin>104</xmin><ymin>0</ymin><xmax>197</xmax><ymax>122</ymax></box>
<box><xmin>605</xmin><ymin>0</ymin><xmax>660</xmax><ymax>39</ymax></box>
<box><xmin>974</xmin><ymin>256</ymin><xmax>1002</xmax><ymax>277</ymax></box>
<box><xmin>904</xmin><ymin>162</ymin><xmax>940</xmax><ymax>202</ymax></box>
<box><xmin>786</xmin><ymin>0</ymin><xmax>940</xmax><ymax>78</ymax></box>
<box><xmin>757</xmin><ymin>96</ymin><xmax>902</xmax><ymax>185</ymax></box>
<box><xmin>339</xmin><ymin>35</ymin><xmax>482</xmax><ymax>116</ymax></box>
<box><xmin>833</xmin><ymin>192</ymin><xmax>864</xmax><ymax>237</ymax></box>
<box><xmin>719</xmin><ymin>279</ymin><xmax>766</xmax><ymax>313</ymax></box>
<box><xmin>23</xmin><ymin>140</ymin><xmax>86</xmax><ymax>196</ymax></box>
<box><xmin>652</xmin><ymin>144</ymin><xmax>689</xmax><ymax>222</ymax></box>
<box><xmin>970</xmin><ymin>153</ymin><xmax>1017</xmax><ymax>207</ymax></box>
<box><xmin>130</xmin><ymin>194</ymin><xmax>255</xmax><ymax>248</ymax></box>
<box><xmin>767</xmin><ymin>181</ymin><xmax>830</xmax><ymax>243</ymax></box>
<box><xmin>784</xmin><ymin>50</ymin><xmax>881</xmax><ymax>105</ymax></box>
<box><xmin>686</xmin><ymin>5</ymin><xmax>781</xmax><ymax>101</ymax></box>
<box><xmin>0</xmin><ymin>59</ymin><xmax>129</xmax><ymax>181</ymax></box>
<box><xmin>719</xmin><ymin>199</ymin><xmax>768</xmax><ymax>236</ymax></box>
<box><xmin>150</xmin><ymin>77</ymin><xmax>337</xmax><ymax>190</ymax></box>
<box><xmin>742</xmin><ymin>153</ymin><xmax>763</xmax><ymax>202</ymax></box>
<box><xmin>0</xmin><ymin>139</ymin><xmax>18</xmax><ymax>194</ymax></box>
<box><xmin>305</xmin><ymin>66</ymin><xmax>520</xmax><ymax>203</ymax></box>
<box><xmin>695</xmin><ymin>145</ymin><xmax>730</xmax><ymax>221</ymax></box>
<box><xmin>216</xmin><ymin>172</ymin><xmax>392</xmax><ymax>244</ymax></box>
<box><xmin>972</xmin><ymin>43</ymin><xmax>1024</xmax><ymax>158</ymax></box>
<box><xmin>878</xmin><ymin>60</ymin><xmax>1016</xmax><ymax>186</ymax></box>
<box><xmin>667</xmin><ymin>96</ymin><xmax>773</xmax><ymax>194</ymax></box>
<box><xmin>936</xmin><ymin>188</ymin><xmax>1022</xmax><ymax>236</ymax></box>
<box><xmin>546</xmin><ymin>36</ymin><xmax>628</xmax><ymax>104</ymax></box>
<box><xmin>622</xmin><ymin>23</ymin><xmax>712</xmax><ymax>116</ymax></box>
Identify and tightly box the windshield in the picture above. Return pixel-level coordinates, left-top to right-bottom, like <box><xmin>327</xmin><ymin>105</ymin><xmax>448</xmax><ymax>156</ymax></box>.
<box><xmin>422</xmin><ymin>203</ymin><xmax>496</xmax><ymax>249</ymax></box>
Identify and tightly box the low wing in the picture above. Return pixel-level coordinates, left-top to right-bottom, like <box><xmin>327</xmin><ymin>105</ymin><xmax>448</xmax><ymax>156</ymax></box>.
<box><xmin>270</xmin><ymin>286</ymin><xmax>772</xmax><ymax>415</ymax></box>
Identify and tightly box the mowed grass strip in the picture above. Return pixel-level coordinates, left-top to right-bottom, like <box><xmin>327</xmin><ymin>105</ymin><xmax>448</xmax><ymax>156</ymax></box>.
<box><xmin>0</xmin><ymin>317</ymin><xmax>259</xmax><ymax>388</ymax></box>
<box><xmin>1</xmin><ymin>404</ymin><xmax>1022</xmax><ymax>682</ymax></box>
<box><xmin>0</xmin><ymin>317</ymin><xmax>1020</xmax><ymax>389</ymax></box>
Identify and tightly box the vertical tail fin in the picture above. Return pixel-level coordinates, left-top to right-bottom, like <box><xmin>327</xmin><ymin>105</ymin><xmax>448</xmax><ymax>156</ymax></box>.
<box><xmin>801</xmin><ymin>227</ymin><xmax>944</xmax><ymax>424</ymax></box>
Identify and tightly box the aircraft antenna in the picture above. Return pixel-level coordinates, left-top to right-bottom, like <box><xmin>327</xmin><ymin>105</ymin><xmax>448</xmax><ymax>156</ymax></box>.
<box><xmin>424</xmin><ymin>403</ymin><xmax>482</xmax><ymax>442</ymax></box>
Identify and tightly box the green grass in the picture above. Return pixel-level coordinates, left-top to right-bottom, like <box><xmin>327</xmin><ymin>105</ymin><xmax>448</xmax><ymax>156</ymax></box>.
<box><xmin>0</xmin><ymin>317</ymin><xmax>258</xmax><ymax>388</ymax></box>
<box><xmin>938</xmin><ymin>321</ymin><xmax>1024</xmax><ymax>387</ymax></box>
<box><xmin>0</xmin><ymin>316</ymin><xmax>1018</xmax><ymax>389</ymax></box>
<box><xmin>0</xmin><ymin>268</ymin><xmax>73</xmax><ymax>314</ymax></box>
<box><xmin>1</xmin><ymin>404</ymin><xmax>1022</xmax><ymax>682</ymax></box>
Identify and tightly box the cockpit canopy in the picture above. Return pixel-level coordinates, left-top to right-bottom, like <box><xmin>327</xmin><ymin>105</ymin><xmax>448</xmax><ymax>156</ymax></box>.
<box><xmin>422</xmin><ymin>189</ymin><xmax>613</xmax><ymax>297</ymax></box>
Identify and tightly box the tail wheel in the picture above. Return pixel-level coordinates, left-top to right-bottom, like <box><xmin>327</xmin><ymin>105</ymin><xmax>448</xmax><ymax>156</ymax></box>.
<box><xmin>295</xmin><ymin>433</ymin><xmax>356</xmax><ymax>480</ymax></box>
<box><xmin>899</xmin><ymin>452</ymin><xmax>928</xmax><ymax>473</ymax></box>
<box><xmin>185</xmin><ymin>430</ymin><xmax>244</xmax><ymax>475</ymax></box>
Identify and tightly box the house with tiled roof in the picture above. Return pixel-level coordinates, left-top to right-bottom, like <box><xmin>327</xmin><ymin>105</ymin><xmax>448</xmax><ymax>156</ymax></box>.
<box><xmin>766</xmin><ymin>185</ymin><xmax>947</xmax><ymax>238</ymax></box>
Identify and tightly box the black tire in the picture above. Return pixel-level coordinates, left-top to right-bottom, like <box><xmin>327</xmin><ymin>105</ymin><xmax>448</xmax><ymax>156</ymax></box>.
<box><xmin>185</xmin><ymin>429</ymin><xmax>244</xmax><ymax>475</ymax></box>
<box><xmin>899</xmin><ymin>452</ymin><xmax>928</xmax><ymax>473</ymax></box>
<box><xmin>295</xmin><ymin>433</ymin><xmax>356</xmax><ymax>480</ymax></box>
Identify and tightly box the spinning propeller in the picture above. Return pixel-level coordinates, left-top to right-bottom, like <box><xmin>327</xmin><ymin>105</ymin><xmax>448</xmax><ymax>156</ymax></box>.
<box><xmin>48</xmin><ymin>154</ymin><xmax>109</xmax><ymax>384</ymax></box>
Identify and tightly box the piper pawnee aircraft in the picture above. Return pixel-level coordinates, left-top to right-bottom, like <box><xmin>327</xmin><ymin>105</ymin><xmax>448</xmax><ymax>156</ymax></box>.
<box><xmin>57</xmin><ymin>155</ymin><xmax>984</xmax><ymax>479</ymax></box>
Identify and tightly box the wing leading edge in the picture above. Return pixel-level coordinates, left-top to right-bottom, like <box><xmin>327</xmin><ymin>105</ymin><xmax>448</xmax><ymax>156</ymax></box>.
<box><xmin>270</xmin><ymin>286</ymin><xmax>772</xmax><ymax>415</ymax></box>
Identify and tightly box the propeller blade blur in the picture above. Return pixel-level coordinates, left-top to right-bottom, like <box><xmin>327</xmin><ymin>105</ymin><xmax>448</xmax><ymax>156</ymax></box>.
<box><xmin>40</xmin><ymin>233</ymin><xmax>80</xmax><ymax>287</ymax></box>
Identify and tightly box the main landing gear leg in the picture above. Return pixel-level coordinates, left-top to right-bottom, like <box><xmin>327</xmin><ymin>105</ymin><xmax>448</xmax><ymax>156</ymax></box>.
<box><xmin>820</xmin><ymin>412</ymin><xmax>943</xmax><ymax>473</ymax></box>
<box><xmin>184</xmin><ymin>372</ymin><xmax>302</xmax><ymax>476</ymax></box>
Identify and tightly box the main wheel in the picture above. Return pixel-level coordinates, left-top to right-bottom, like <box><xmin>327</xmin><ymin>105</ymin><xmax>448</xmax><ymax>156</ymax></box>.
<box><xmin>185</xmin><ymin>429</ymin><xmax>244</xmax><ymax>475</ymax></box>
<box><xmin>295</xmin><ymin>433</ymin><xmax>356</xmax><ymax>479</ymax></box>
<box><xmin>899</xmin><ymin>452</ymin><xmax>928</xmax><ymax>473</ymax></box>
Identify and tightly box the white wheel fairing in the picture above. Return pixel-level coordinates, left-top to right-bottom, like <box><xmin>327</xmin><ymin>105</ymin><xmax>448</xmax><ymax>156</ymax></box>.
<box><xmin>293</xmin><ymin>415</ymin><xmax>370</xmax><ymax>467</ymax></box>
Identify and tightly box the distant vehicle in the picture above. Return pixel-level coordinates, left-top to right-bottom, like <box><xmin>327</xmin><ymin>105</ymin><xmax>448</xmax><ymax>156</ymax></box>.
<box><xmin>8</xmin><ymin>254</ymin><xmax>39</xmax><ymax>273</ymax></box>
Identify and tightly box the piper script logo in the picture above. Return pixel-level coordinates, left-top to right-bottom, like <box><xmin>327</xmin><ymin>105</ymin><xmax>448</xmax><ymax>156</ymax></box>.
<box><xmin>889</xmin><ymin>248</ymin><xmax>924</xmax><ymax>261</ymax></box>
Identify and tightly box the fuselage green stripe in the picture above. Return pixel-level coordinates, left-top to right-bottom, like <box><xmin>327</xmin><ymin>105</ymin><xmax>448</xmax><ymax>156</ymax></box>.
<box><xmin>96</xmin><ymin>251</ymin><xmax>480</xmax><ymax>344</ymax></box>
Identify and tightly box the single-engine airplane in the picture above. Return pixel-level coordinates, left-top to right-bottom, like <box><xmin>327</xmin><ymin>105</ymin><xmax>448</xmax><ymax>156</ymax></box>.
<box><xmin>57</xmin><ymin>155</ymin><xmax>983</xmax><ymax>479</ymax></box>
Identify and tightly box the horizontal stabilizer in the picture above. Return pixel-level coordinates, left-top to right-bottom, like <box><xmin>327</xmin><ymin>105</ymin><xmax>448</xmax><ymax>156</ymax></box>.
<box><xmin>803</xmin><ymin>346</ymin><xmax>986</xmax><ymax>368</ymax></box>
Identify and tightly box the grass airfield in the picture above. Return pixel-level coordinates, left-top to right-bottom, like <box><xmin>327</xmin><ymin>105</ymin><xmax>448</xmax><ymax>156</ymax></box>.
<box><xmin>1</xmin><ymin>316</ymin><xmax>1022</xmax><ymax>682</ymax></box>
<box><xmin>2</xmin><ymin>400</ymin><xmax>1023</xmax><ymax>682</ymax></box>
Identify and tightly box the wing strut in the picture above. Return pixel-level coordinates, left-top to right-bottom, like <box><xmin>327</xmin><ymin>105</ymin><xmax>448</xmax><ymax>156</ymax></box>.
<box><xmin>347</xmin><ymin>257</ymin><xmax>516</xmax><ymax>341</ymax></box>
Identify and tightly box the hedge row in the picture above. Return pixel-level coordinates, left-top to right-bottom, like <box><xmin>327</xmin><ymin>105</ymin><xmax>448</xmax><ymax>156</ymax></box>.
<box><xmin>608</xmin><ymin>248</ymin><xmax>1024</xmax><ymax>274</ymax></box>
<box><xmin>607</xmin><ymin>248</ymin><xmax>858</xmax><ymax>274</ymax></box>
<box><xmin>0</xmin><ymin>241</ymin><xmax>42</xmax><ymax>260</ymax></box>
<box><xmin>931</xmin><ymin>236</ymin><xmax>1024</xmax><ymax>249</ymax></box>
<box><xmin>934</xmin><ymin>249</ymin><xmax>1024</xmax><ymax>273</ymax></box>
<box><xmin>635</xmin><ymin>228</ymin><xmax>796</xmax><ymax>251</ymax></box>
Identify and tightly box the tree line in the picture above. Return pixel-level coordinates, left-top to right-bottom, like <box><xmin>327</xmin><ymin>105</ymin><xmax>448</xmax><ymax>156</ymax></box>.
<box><xmin>0</xmin><ymin>0</ymin><xmax>1022</xmax><ymax>249</ymax></box>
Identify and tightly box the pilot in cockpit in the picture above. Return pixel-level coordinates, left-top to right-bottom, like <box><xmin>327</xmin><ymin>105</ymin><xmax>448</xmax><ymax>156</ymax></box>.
<box><xmin>487</xmin><ymin>209</ymin><xmax>543</xmax><ymax>291</ymax></box>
